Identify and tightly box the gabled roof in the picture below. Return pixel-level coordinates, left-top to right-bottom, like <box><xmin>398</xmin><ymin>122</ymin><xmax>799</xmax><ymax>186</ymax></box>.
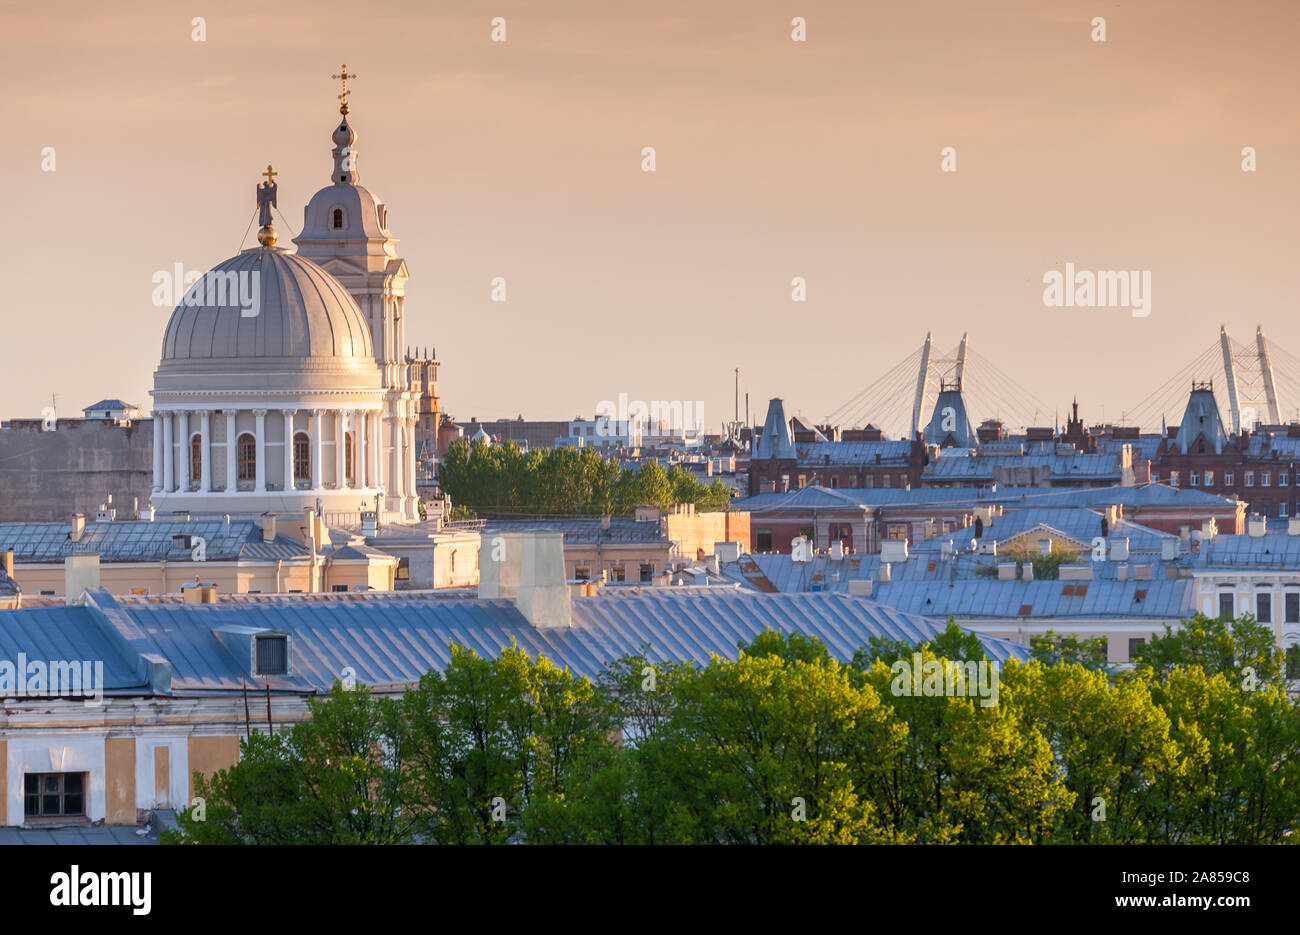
<box><xmin>914</xmin><ymin>508</ymin><xmax>1176</xmax><ymax>555</ymax></box>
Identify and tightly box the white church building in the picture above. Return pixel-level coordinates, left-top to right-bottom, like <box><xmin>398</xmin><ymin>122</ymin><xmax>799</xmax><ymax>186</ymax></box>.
<box><xmin>150</xmin><ymin>81</ymin><xmax>424</xmax><ymax>522</ymax></box>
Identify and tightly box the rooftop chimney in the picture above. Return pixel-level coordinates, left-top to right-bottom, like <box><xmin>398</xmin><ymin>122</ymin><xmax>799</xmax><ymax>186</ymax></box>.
<box><xmin>70</xmin><ymin>513</ymin><xmax>85</xmax><ymax>542</ymax></box>
<box><xmin>64</xmin><ymin>553</ymin><xmax>100</xmax><ymax>605</ymax></box>
<box><xmin>1247</xmin><ymin>515</ymin><xmax>1267</xmax><ymax>538</ymax></box>
<box><xmin>261</xmin><ymin>513</ymin><xmax>277</xmax><ymax>543</ymax></box>
<box><xmin>2</xmin><ymin>549</ymin><xmax>13</xmax><ymax>580</ymax></box>
<box><xmin>479</xmin><ymin>531</ymin><xmax>571</xmax><ymax>629</ymax></box>
<box><xmin>714</xmin><ymin>541</ymin><xmax>742</xmax><ymax>564</ymax></box>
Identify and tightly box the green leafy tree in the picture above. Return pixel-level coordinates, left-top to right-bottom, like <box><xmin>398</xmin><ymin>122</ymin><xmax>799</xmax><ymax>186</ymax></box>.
<box><xmin>164</xmin><ymin>684</ymin><xmax>415</xmax><ymax>844</ymax></box>
<box><xmin>1029</xmin><ymin>629</ymin><xmax>1110</xmax><ymax>670</ymax></box>
<box><xmin>856</xmin><ymin>618</ymin><xmax>987</xmax><ymax>668</ymax></box>
<box><xmin>854</xmin><ymin>652</ymin><xmax>1069</xmax><ymax>843</ymax></box>
<box><xmin>1134</xmin><ymin>613</ymin><xmax>1283</xmax><ymax>687</ymax></box>
<box><xmin>636</xmin><ymin>634</ymin><xmax>903</xmax><ymax>843</ymax></box>
<box><xmin>1004</xmin><ymin>661</ymin><xmax>1176</xmax><ymax>843</ymax></box>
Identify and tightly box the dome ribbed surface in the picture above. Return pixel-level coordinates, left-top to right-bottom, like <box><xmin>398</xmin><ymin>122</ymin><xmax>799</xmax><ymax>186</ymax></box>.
<box><xmin>161</xmin><ymin>249</ymin><xmax>373</xmax><ymax>361</ymax></box>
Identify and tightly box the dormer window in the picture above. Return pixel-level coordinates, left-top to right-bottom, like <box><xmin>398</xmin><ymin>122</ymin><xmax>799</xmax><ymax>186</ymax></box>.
<box><xmin>332</xmin><ymin>208</ymin><xmax>344</xmax><ymax>230</ymax></box>
<box><xmin>255</xmin><ymin>634</ymin><xmax>289</xmax><ymax>676</ymax></box>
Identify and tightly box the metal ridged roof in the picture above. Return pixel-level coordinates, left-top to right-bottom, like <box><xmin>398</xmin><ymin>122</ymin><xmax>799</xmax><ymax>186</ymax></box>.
<box><xmin>0</xmin><ymin>606</ymin><xmax>146</xmax><ymax>690</ymax></box>
<box><xmin>481</xmin><ymin>518</ymin><xmax>665</xmax><ymax>544</ymax></box>
<box><xmin>871</xmin><ymin>577</ymin><xmax>1192</xmax><ymax>620</ymax></box>
<box><xmin>0</xmin><ymin>520</ymin><xmax>309</xmax><ymax>563</ymax></box>
<box><xmin>0</xmin><ymin>590</ymin><xmax>1029</xmax><ymax>698</ymax></box>
<box><xmin>1195</xmin><ymin>532</ymin><xmax>1300</xmax><ymax>568</ymax></box>
<box><xmin>923</xmin><ymin>452</ymin><xmax>1121</xmax><ymax>480</ymax></box>
<box><xmin>796</xmin><ymin>440</ymin><xmax>913</xmax><ymax>466</ymax></box>
<box><xmin>915</xmin><ymin>508</ymin><xmax>1176</xmax><ymax>554</ymax></box>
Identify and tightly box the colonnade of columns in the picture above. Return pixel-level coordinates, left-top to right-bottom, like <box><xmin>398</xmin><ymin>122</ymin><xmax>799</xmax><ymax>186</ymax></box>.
<box><xmin>151</xmin><ymin>406</ymin><xmax>393</xmax><ymax>495</ymax></box>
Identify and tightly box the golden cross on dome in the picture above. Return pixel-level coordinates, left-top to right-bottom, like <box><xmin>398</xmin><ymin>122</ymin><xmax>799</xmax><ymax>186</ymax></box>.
<box><xmin>261</xmin><ymin>164</ymin><xmax>277</xmax><ymax>186</ymax></box>
<box><xmin>331</xmin><ymin>64</ymin><xmax>357</xmax><ymax>113</ymax></box>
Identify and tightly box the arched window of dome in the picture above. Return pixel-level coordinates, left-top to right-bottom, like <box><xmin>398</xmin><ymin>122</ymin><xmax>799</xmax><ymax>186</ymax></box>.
<box><xmin>237</xmin><ymin>433</ymin><xmax>257</xmax><ymax>482</ymax></box>
<box><xmin>332</xmin><ymin>207</ymin><xmax>344</xmax><ymax>230</ymax></box>
<box><xmin>293</xmin><ymin>432</ymin><xmax>311</xmax><ymax>483</ymax></box>
<box><xmin>190</xmin><ymin>435</ymin><xmax>202</xmax><ymax>486</ymax></box>
<box><xmin>378</xmin><ymin>205</ymin><xmax>388</xmax><ymax>229</ymax></box>
<box><xmin>344</xmin><ymin>431</ymin><xmax>355</xmax><ymax>483</ymax></box>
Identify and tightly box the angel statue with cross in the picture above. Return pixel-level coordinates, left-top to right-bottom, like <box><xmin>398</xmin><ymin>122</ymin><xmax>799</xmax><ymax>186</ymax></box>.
<box><xmin>257</xmin><ymin>164</ymin><xmax>278</xmax><ymax>227</ymax></box>
<box><xmin>256</xmin><ymin>164</ymin><xmax>279</xmax><ymax>246</ymax></box>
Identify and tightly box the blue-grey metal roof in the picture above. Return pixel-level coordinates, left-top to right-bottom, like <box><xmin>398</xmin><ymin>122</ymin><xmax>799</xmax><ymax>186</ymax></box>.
<box><xmin>922</xmin><ymin>452</ymin><xmax>1122</xmax><ymax>481</ymax></box>
<box><xmin>870</xmin><ymin>577</ymin><xmax>1193</xmax><ymax>620</ymax></box>
<box><xmin>922</xmin><ymin>389</ymin><xmax>976</xmax><ymax>449</ymax></box>
<box><xmin>1194</xmin><ymin>531</ymin><xmax>1300</xmax><ymax>568</ymax></box>
<box><xmin>82</xmin><ymin>399</ymin><xmax>139</xmax><ymax>413</ymax></box>
<box><xmin>796</xmin><ymin>439</ymin><xmax>913</xmax><ymax>466</ymax></box>
<box><xmin>754</xmin><ymin>398</ymin><xmax>795</xmax><ymax>460</ymax></box>
<box><xmin>0</xmin><ymin>589</ymin><xmax>1030</xmax><ymax>697</ymax></box>
<box><xmin>733</xmin><ymin>482</ymin><xmax>1237</xmax><ymax>514</ymax></box>
<box><xmin>1241</xmin><ymin>432</ymin><xmax>1300</xmax><ymax>459</ymax></box>
<box><xmin>985</xmin><ymin>482</ymin><xmax>1235</xmax><ymax>509</ymax></box>
<box><xmin>913</xmin><ymin>508</ymin><xmax>1175</xmax><ymax>555</ymax></box>
<box><xmin>0</xmin><ymin>520</ymin><xmax>308</xmax><ymax>563</ymax></box>
<box><xmin>0</xmin><ymin>605</ymin><xmax>148</xmax><ymax>691</ymax></box>
<box><xmin>481</xmin><ymin>518</ymin><xmax>665</xmax><ymax>544</ymax></box>
<box><xmin>733</xmin><ymin>486</ymin><xmax>975</xmax><ymax>512</ymax></box>
<box><xmin>1173</xmin><ymin>388</ymin><xmax>1230</xmax><ymax>455</ymax></box>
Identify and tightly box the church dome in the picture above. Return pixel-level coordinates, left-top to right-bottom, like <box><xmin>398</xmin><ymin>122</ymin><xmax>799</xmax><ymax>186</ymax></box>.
<box><xmin>159</xmin><ymin>248</ymin><xmax>374</xmax><ymax>363</ymax></box>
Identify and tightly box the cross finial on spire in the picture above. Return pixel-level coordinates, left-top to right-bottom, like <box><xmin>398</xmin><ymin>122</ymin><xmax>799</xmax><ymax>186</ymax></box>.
<box><xmin>331</xmin><ymin>64</ymin><xmax>357</xmax><ymax>114</ymax></box>
<box><xmin>262</xmin><ymin>164</ymin><xmax>277</xmax><ymax>186</ymax></box>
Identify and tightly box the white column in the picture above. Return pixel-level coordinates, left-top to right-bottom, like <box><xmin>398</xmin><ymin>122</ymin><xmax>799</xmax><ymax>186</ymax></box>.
<box><xmin>311</xmin><ymin>410</ymin><xmax>323</xmax><ymax>489</ymax></box>
<box><xmin>283</xmin><ymin>409</ymin><xmax>296</xmax><ymax>491</ymax></box>
<box><xmin>161</xmin><ymin>409</ymin><xmax>174</xmax><ymax>492</ymax></box>
<box><xmin>335</xmin><ymin>410</ymin><xmax>347</xmax><ymax>488</ymax></box>
<box><xmin>177</xmin><ymin>411</ymin><xmax>190</xmax><ymax>488</ymax></box>
<box><xmin>369</xmin><ymin>411</ymin><xmax>380</xmax><ymax>493</ymax></box>
<box><xmin>389</xmin><ymin>404</ymin><xmax>401</xmax><ymax>506</ymax></box>
<box><xmin>357</xmin><ymin>409</ymin><xmax>368</xmax><ymax>489</ymax></box>
<box><xmin>254</xmin><ymin>409</ymin><xmax>267</xmax><ymax>493</ymax></box>
<box><xmin>152</xmin><ymin>412</ymin><xmax>164</xmax><ymax>491</ymax></box>
<box><xmin>225</xmin><ymin>410</ymin><xmax>237</xmax><ymax>492</ymax></box>
<box><xmin>199</xmin><ymin>410</ymin><xmax>212</xmax><ymax>492</ymax></box>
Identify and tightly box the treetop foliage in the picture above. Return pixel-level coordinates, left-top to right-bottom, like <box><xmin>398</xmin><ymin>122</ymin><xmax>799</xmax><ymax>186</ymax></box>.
<box><xmin>165</xmin><ymin>619</ymin><xmax>1300</xmax><ymax>845</ymax></box>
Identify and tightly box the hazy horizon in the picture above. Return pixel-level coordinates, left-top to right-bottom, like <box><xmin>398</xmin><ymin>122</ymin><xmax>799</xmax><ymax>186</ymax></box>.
<box><xmin>6</xmin><ymin>0</ymin><xmax>1300</xmax><ymax>436</ymax></box>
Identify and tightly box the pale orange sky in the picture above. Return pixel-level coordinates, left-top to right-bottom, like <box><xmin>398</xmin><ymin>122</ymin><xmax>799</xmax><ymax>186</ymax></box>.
<box><xmin>4</xmin><ymin>0</ymin><xmax>1299</xmax><ymax>434</ymax></box>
